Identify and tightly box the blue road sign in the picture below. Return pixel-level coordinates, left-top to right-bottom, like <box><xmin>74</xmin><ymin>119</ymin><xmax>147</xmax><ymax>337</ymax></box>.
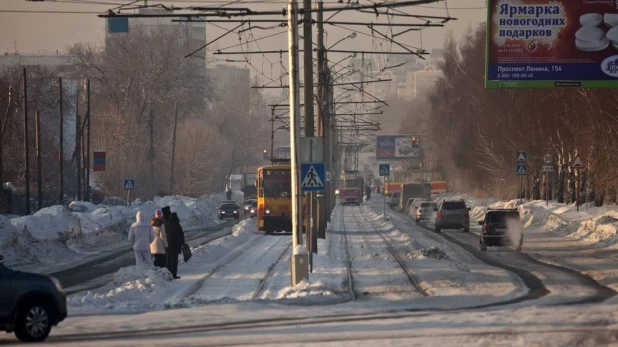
<box><xmin>379</xmin><ymin>163</ymin><xmax>390</xmax><ymax>177</ymax></box>
<box><xmin>516</xmin><ymin>164</ymin><xmax>527</xmax><ymax>176</ymax></box>
<box><xmin>123</xmin><ymin>179</ymin><xmax>136</xmax><ymax>191</ymax></box>
<box><xmin>517</xmin><ymin>151</ymin><xmax>527</xmax><ymax>162</ymax></box>
<box><xmin>301</xmin><ymin>163</ymin><xmax>325</xmax><ymax>192</ymax></box>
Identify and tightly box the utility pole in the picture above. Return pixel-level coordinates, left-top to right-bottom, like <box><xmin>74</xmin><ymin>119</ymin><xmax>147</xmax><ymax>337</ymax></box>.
<box><xmin>169</xmin><ymin>102</ymin><xmax>178</xmax><ymax>195</ymax></box>
<box><xmin>1</xmin><ymin>86</ymin><xmax>13</xmax><ymax>186</ymax></box>
<box><xmin>288</xmin><ymin>0</ymin><xmax>308</xmax><ymax>285</ymax></box>
<box><xmin>35</xmin><ymin>110</ymin><xmax>42</xmax><ymax>211</ymax></box>
<box><xmin>303</xmin><ymin>0</ymin><xmax>315</xmax><ymax>262</ymax></box>
<box><xmin>23</xmin><ymin>68</ymin><xmax>31</xmax><ymax>215</ymax></box>
<box><xmin>86</xmin><ymin>79</ymin><xmax>91</xmax><ymax>202</ymax></box>
<box><xmin>270</xmin><ymin>107</ymin><xmax>275</xmax><ymax>160</ymax></box>
<box><xmin>76</xmin><ymin>86</ymin><xmax>81</xmax><ymax>201</ymax></box>
<box><xmin>316</xmin><ymin>0</ymin><xmax>328</xmax><ymax>238</ymax></box>
<box><xmin>58</xmin><ymin>78</ymin><xmax>64</xmax><ymax>205</ymax></box>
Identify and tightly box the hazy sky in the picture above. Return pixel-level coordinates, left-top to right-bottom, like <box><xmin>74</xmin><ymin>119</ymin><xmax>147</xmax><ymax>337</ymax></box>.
<box><xmin>0</xmin><ymin>0</ymin><xmax>487</xmax><ymax>86</ymax></box>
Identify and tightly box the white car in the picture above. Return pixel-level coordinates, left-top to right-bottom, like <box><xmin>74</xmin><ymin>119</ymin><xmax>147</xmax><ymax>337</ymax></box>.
<box><xmin>415</xmin><ymin>202</ymin><xmax>438</xmax><ymax>223</ymax></box>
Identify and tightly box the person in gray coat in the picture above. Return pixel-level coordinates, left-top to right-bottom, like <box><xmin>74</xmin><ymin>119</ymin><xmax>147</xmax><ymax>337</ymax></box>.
<box><xmin>128</xmin><ymin>210</ymin><xmax>155</xmax><ymax>268</ymax></box>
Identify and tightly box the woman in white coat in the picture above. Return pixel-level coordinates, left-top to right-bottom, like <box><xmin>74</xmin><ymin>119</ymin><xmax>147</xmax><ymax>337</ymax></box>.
<box><xmin>128</xmin><ymin>210</ymin><xmax>155</xmax><ymax>268</ymax></box>
<box><xmin>150</xmin><ymin>210</ymin><xmax>168</xmax><ymax>268</ymax></box>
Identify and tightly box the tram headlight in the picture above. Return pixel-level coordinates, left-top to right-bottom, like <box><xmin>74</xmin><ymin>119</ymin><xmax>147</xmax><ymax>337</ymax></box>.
<box><xmin>265</xmin><ymin>209</ymin><xmax>271</xmax><ymax>215</ymax></box>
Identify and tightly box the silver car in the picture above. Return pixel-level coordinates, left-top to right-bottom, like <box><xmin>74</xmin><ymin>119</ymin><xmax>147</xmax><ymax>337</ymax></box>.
<box><xmin>415</xmin><ymin>202</ymin><xmax>437</xmax><ymax>223</ymax></box>
<box><xmin>434</xmin><ymin>199</ymin><xmax>470</xmax><ymax>233</ymax></box>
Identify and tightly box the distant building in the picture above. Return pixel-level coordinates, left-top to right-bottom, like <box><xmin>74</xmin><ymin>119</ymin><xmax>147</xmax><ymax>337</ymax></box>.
<box><xmin>0</xmin><ymin>53</ymin><xmax>74</xmax><ymax>74</ymax></box>
<box><xmin>106</xmin><ymin>8</ymin><xmax>207</xmax><ymax>65</ymax></box>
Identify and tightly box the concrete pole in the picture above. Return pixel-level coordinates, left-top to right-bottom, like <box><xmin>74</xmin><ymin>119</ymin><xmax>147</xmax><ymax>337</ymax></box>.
<box><xmin>288</xmin><ymin>0</ymin><xmax>302</xmax><ymax>250</ymax></box>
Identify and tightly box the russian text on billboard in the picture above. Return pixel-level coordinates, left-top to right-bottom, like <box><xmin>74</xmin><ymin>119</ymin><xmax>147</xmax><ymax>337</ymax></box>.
<box><xmin>486</xmin><ymin>0</ymin><xmax>618</xmax><ymax>88</ymax></box>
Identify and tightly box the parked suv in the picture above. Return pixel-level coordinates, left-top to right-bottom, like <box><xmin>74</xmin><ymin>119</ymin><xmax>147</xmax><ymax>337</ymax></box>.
<box><xmin>0</xmin><ymin>255</ymin><xmax>67</xmax><ymax>342</ymax></box>
<box><xmin>434</xmin><ymin>199</ymin><xmax>470</xmax><ymax>233</ymax></box>
<box><xmin>478</xmin><ymin>209</ymin><xmax>523</xmax><ymax>251</ymax></box>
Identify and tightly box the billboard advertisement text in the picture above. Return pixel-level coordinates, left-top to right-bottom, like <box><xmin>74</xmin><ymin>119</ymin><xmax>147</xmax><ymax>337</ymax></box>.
<box><xmin>487</xmin><ymin>0</ymin><xmax>618</xmax><ymax>88</ymax></box>
<box><xmin>376</xmin><ymin>135</ymin><xmax>419</xmax><ymax>159</ymax></box>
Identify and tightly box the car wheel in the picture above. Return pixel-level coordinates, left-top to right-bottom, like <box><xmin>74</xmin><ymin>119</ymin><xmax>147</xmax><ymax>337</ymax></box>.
<box><xmin>463</xmin><ymin>227</ymin><xmax>470</xmax><ymax>233</ymax></box>
<box><xmin>434</xmin><ymin>226</ymin><xmax>441</xmax><ymax>233</ymax></box>
<box><xmin>14</xmin><ymin>301</ymin><xmax>53</xmax><ymax>342</ymax></box>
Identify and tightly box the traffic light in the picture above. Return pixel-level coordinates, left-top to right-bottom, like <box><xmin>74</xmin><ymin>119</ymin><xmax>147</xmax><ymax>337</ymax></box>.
<box><xmin>411</xmin><ymin>136</ymin><xmax>419</xmax><ymax>148</ymax></box>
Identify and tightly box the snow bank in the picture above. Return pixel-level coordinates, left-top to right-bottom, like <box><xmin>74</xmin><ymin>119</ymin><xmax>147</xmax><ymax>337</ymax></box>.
<box><xmin>1</xmin><ymin>193</ymin><xmax>228</xmax><ymax>269</ymax></box>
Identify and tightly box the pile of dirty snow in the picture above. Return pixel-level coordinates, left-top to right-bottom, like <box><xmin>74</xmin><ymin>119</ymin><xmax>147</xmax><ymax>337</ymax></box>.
<box><xmin>409</xmin><ymin>246</ymin><xmax>450</xmax><ymax>260</ymax></box>
<box><xmin>276</xmin><ymin>279</ymin><xmax>335</xmax><ymax>300</ymax></box>
<box><xmin>68</xmin><ymin>266</ymin><xmax>174</xmax><ymax>312</ymax></box>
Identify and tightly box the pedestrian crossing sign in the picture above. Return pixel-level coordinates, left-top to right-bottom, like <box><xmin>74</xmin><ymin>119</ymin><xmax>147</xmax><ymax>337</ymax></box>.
<box><xmin>516</xmin><ymin>164</ymin><xmax>527</xmax><ymax>176</ymax></box>
<box><xmin>379</xmin><ymin>163</ymin><xmax>390</xmax><ymax>177</ymax></box>
<box><xmin>124</xmin><ymin>179</ymin><xmax>136</xmax><ymax>191</ymax></box>
<box><xmin>300</xmin><ymin>162</ymin><xmax>325</xmax><ymax>192</ymax></box>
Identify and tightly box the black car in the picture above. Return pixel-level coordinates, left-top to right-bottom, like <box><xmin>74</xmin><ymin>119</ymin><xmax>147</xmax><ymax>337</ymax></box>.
<box><xmin>218</xmin><ymin>202</ymin><xmax>240</xmax><ymax>220</ymax></box>
<box><xmin>478</xmin><ymin>208</ymin><xmax>523</xmax><ymax>251</ymax></box>
<box><xmin>0</xmin><ymin>255</ymin><xmax>67</xmax><ymax>342</ymax></box>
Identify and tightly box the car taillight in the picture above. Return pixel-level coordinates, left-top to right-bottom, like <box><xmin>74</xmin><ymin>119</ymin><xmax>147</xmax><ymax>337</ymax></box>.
<box><xmin>437</xmin><ymin>211</ymin><xmax>442</xmax><ymax>219</ymax></box>
<box><xmin>483</xmin><ymin>225</ymin><xmax>489</xmax><ymax>234</ymax></box>
<box><xmin>464</xmin><ymin>210</ymin><xmax>469</xmax><ymax>217</ymax></box>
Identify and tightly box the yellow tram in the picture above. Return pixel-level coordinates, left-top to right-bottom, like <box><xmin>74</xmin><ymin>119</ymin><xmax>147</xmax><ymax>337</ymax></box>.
<box><xmin>256</xmin><ymin>163</ymin><xmax>307</xmax><ymax>234</ymax></box>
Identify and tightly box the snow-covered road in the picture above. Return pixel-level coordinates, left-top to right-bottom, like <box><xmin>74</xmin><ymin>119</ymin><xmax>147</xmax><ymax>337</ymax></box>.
<box><xmin>2</xmin><ymin>199</ymin><xmax>618</xmax><ymax>346</ymax></box>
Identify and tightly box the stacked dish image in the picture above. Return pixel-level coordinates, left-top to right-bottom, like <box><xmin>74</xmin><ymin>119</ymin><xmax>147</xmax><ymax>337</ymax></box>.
<box><xmin>576</xmin><ymin>13</ymin><xmax>618</xmax><ymax>51</ymax></box>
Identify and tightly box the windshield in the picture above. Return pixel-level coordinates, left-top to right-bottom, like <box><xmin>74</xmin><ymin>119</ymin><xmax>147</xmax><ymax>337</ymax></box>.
<box><xmin>341</xmin><ymin>178</ymin><xmax>362</xmax><ymax>189</ymax></box>
<box><xmin>263</xmin><ymin>169</ymin><xmax>291</xmax><ymax>198</ymax></box>
<box><xmin>421</xmin><ymin>203</ymin><xmax>437</xmax><ymax>208</ymax></box>
<box><xmin>220</xmin><ymin>203</ymin><xmax>237</xmax><ymax>209</ymax></box>
<box><xmin>488</xmin><ymin>211</ymin><xmax>519</xmax><ymax>224</ymax></box>
<box><xmin>442</xmin><ymin>201</ymin><xmax>466</xmax><ymax>209</ymax></box>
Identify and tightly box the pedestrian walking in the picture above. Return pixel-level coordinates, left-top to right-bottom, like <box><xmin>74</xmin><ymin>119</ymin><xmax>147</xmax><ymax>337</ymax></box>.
<box><xmin>128</xmin><ymin>210</ymin><xmax>155</xmax><ymax>268</ymax></box>
<box><xmin>365</xmin><ymin>185</ymin><xmax>372</xmax><ymax>202</ymax></box>
<box><xmin>165</xmin><ymin>211</ymin><xmax>185</xmax><ymax>279</ymax></box>
<box><xmin>150</xmin><ymin>209</ymin><xmax>168</xmax><ymax>268</ymax></box>
<box><xmin>226</xmin><ymin>189</ymin><xmax>233</xmax><ymax>200</ymax></box>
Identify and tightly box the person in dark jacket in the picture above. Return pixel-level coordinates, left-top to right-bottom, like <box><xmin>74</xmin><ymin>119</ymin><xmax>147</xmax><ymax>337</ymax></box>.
<box><xmin>365</xmin><ymin>185</ymin><xmax>371</xmax><ymax>202</ymax></box>
<box><xmin>165</xmin><ymin>212</ymin><xmax>185</xmax><ymax>279</ymax></box>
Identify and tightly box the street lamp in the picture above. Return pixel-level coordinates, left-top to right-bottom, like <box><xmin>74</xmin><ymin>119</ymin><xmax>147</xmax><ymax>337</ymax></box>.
<box><xmin>328</xmin><ymin>32</ymin><xmax>357</xmax><ymax>50</ymax></box>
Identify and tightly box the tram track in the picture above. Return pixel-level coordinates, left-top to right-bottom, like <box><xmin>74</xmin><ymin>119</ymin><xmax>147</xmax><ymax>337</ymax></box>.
<box><xmin>356</xmin><ymin>204</ymin><xmax>429</xmax><ymax>297</ymax></box>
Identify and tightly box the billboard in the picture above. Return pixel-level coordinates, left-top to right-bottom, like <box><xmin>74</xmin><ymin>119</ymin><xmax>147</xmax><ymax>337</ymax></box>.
<box><xmin>376</xmin><ymin>135</ymin><xmax>420</xmax><ymax>159</ymax></box>
<box><xmin>486</xmin><ymin>0</ymin><xmax>618</xmax><ymax>88</ymax></box>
